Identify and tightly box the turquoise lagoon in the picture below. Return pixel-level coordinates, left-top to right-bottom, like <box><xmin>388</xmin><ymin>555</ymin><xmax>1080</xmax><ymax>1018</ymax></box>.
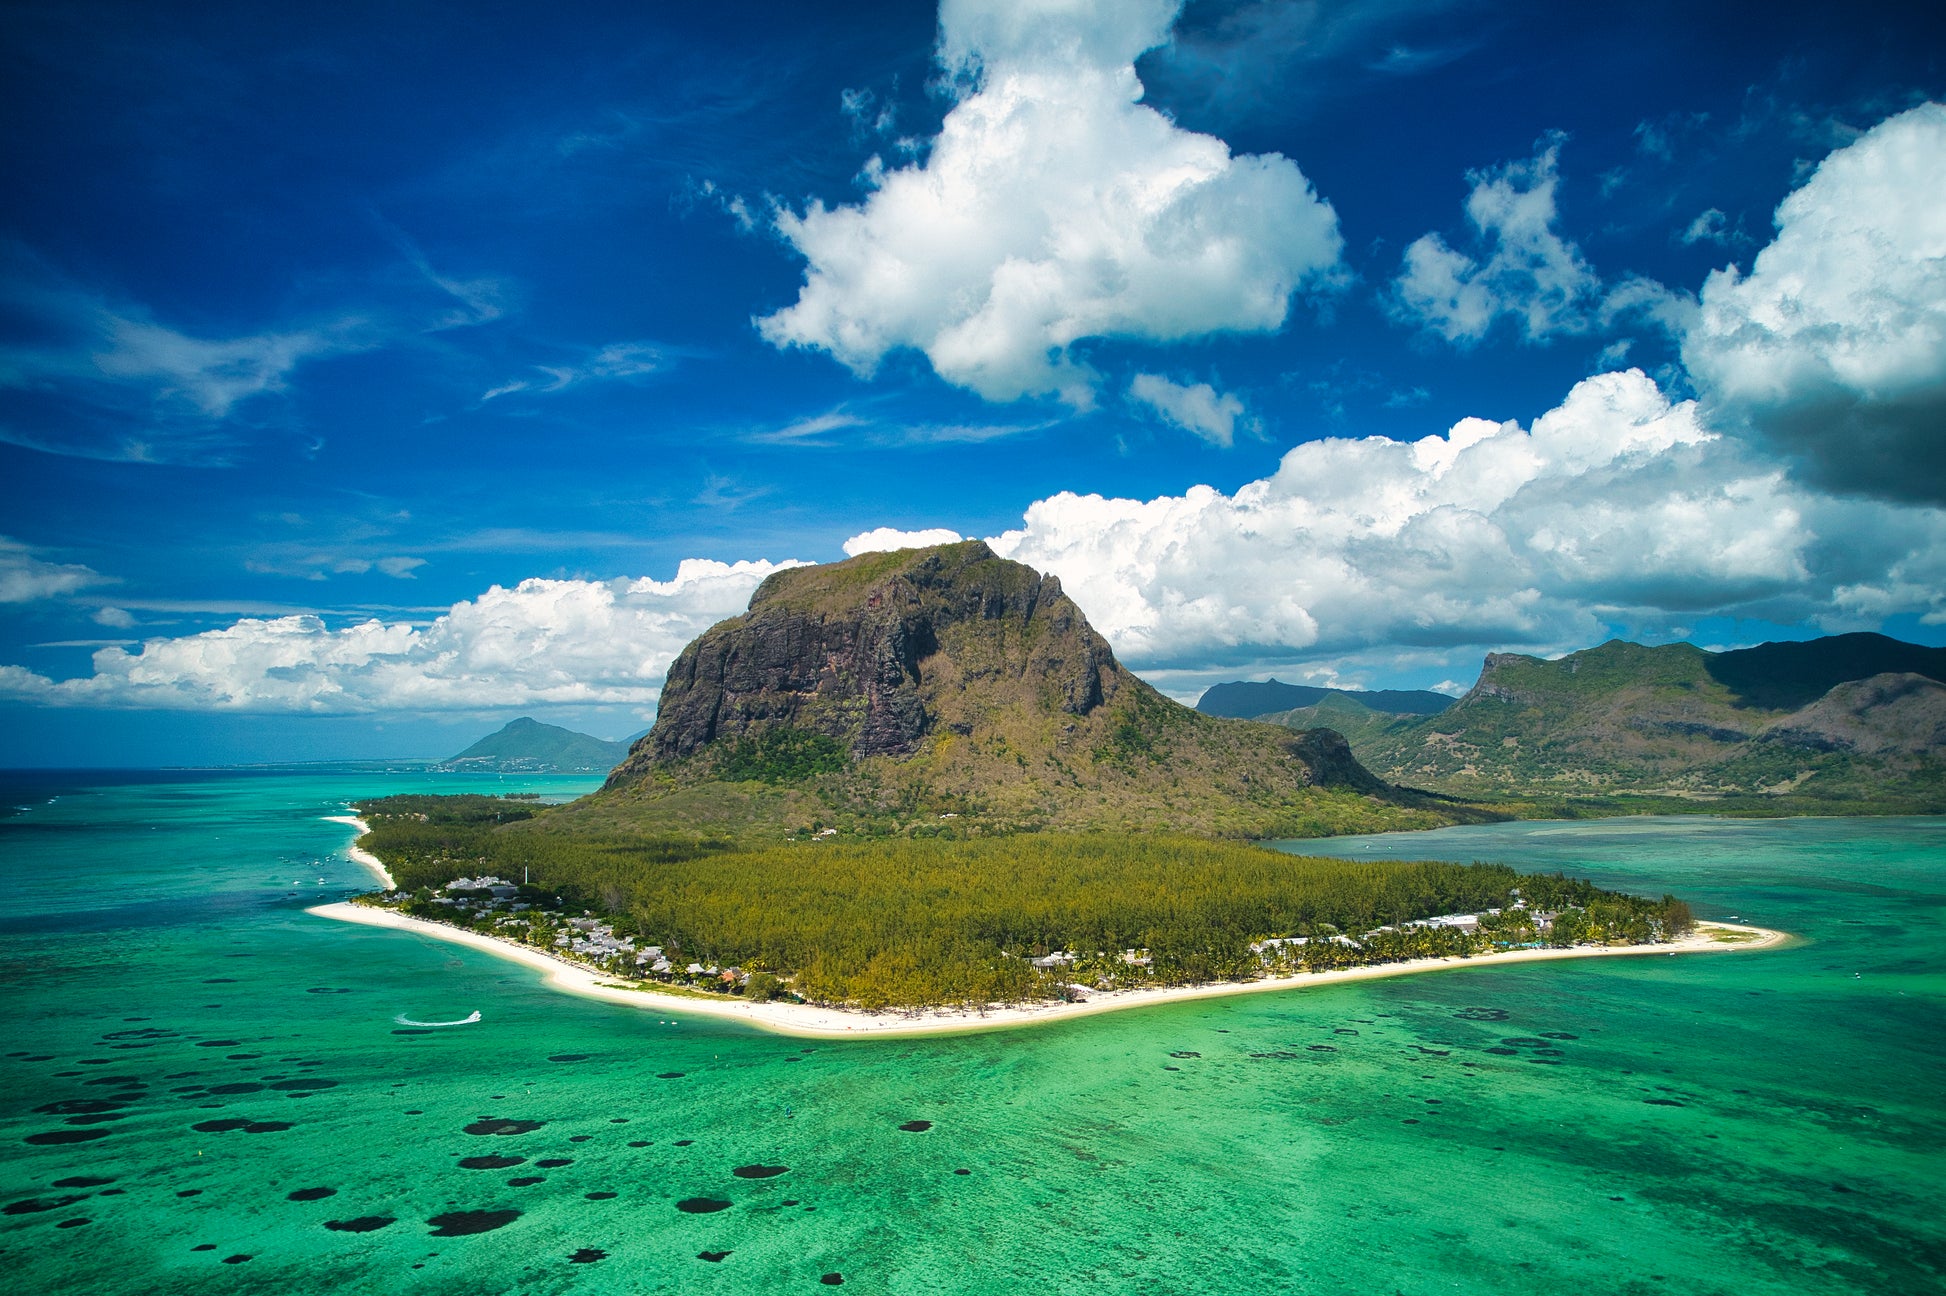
<box><xmin>1</xmin><ymin>769</ymin><xmax>1941</xmax><ymax>1295</ymax></box>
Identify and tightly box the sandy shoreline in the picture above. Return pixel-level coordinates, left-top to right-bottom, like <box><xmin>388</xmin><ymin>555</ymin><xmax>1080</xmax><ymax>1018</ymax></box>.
<box><xmin>306</xmin><ymin>900</ymin><xmax>1788</xmax><ymax>1040</ymax></box>
<box><xmin>322</xmin><ymin>815</ymin><xmax>394</xmax><ymax>889</ymax></box>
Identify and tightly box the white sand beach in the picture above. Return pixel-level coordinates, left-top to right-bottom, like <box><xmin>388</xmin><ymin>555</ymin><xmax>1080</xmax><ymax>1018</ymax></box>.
<box><xmin>307</xmin><ymin>900</ymin><xmax>1788</xmax><ymax>1040</ymax></box>
<box><xmin>322</xmin><ymin>815</ymin><xmax>394</xmax><ymax>889</ymax></box>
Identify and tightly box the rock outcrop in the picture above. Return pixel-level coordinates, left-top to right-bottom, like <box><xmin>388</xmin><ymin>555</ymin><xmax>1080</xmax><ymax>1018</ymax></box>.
<box><xmin>590</xmin><ymin>542</ymin><xmax>1447</xmax><ymax>840</ymax></box>
<box><xmin>609</xmin><ymin>541</ymin><xmax>1119</xmax><ymax>784</ymax></box>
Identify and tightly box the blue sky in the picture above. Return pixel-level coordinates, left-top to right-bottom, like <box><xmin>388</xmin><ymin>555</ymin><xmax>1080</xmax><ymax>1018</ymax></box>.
<box><xmin>3</xmin><ymin>0</ymin><xmax>1943</xmax><ymax>765</ymax></box>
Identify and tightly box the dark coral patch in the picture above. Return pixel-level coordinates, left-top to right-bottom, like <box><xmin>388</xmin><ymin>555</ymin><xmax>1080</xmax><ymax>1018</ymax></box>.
<box><xmin>222</xmin><ymin>1255</ymin><xmax>252</xmax><ymax>1264</ymax></box>
<box><xmin>207</xmin><ymin>1083</ymin><xmax>264</xmax><ymax>1095</ymax></box>
<box><xmin>627</xmin><ymin>1141</ymin><xmax>651</xmax><ymax>1148</ymax></box>
<box><xmin>56</xmin><ymin>1218</ymin><xmax>89</xmax><ymax>1228</ymax></box>
<box><xmin>325</xmin><ymin>1216</ymin><xmax>396</xmax><ymax>1233</ymax></box>
<box><xmin>585</xmin><ymin>1192</ymin><xmax>617</xmax><ymax>1200</ymax></box>
<box><xmin>1643</xmin><ymin>1098</ymin><xmax>1686</xmax><ymax>1107</ymax></box>
<box><xmin>656</xmin><ymin>1072</ymin><xmax>685</xmax><ymax>1079</ymax></box>
<box><xmin>306</xmin><ymin>987</ymin><xmax>353</xmax><ymax>994</ymax></box>
<box><xmin>191</xmin><ymin>1244</ymin><xmax>215</xmax><ymax>1251</ymax></box>
<box><xmin>287</xmin><ymin>1187</ymin><xmax>337</xmax><ymax>1201</ymax></box>
<box><xmin>459</xmin><ymin>1156</ymin><xmax>525</xmax><ymax>1170</ymax></box>
<box><xmin>5</xmin><ymin>1196</ymin><xmax>87</xmax><ymax>1216</ymax></box>
<box><xmin>676</xmin><ymin>1198</ymin><xmax>731</xmax><ymax>1214</ymax></box>
<box><xmin>25</xmin><ymin>1130</ymin><xmax>110</xmax><ymax>1144</ymax></box>
<box><xmin>194</xmin><ymin>1118</ymin><xmax>251</xmax><ymax>1132</ymax></box>
<box><xmin>507</xmin><ymin>1177</ymin><xmax>544</xmax><ymax>1187</ymax></box>
<box><xmin>568</xmin><ymin>1249</ymin><xmax>606</xmax><ymax>1263</ymax></box>
<box><xmin>732</xmin><ymin>1165</ymin><xmax>789</xmax><ymax>1179</ymax></box>
<box><xmin>673</xmin><ymin>1140</ymin><xmax>694</xmax><ymax>1147</ymax></box>
<box><xmin>426</xmin><ymin>1209</ymin><xmax>521</xmax><ymax>1236</ymax></box>
<box><xmin>1307</xmin><ymin>1045</ymin><xmax>1337</xmax><ymax>1053</ymax></box>
<box><xmin>698</xmin><ymin>1251</ymin><xmax>731</xmax><ymax>1263</ymax></box>
<box><xmin>569</xmin><ymin>1135</ymin><xmax>591</xmax><ymax>1143</ymax></box>
<box><xmin>195</xmin><ymin>1040</ymin><xmax>242</xmax><ymax>1048</ymax></box>
<box><xmin>1483</xmin><ymin>1047</ymin><xmax>1519</xmax><ymax>1056</ymax></box>
<box><xmin>1250</xmin><ymin>1051</ymin><xmax>1300</xmax><ymax>1059</ymax></box>
<box><xmin>243</xmin><ymin>1122</ymin><xmax>292</xmax><ymax>1133</ymax></box>
<box><xmin>898</xmin><ymin>1121</ymin><xmax>932</xmax><ymax>1132</ymax></box>
<box><xmin>953</xmin><ymin>1169</ymin><xmax>971</xmax><ymax>1176</ymax></box>
<box><xmin>536</xmin><ymin>1158</ymin><xmax>572</xmax><ymax>1168</ymax></box>
<box><xmin>1168</xmin><ymin>1051</ymin><xmax>1200</xmax><ymax>1058</ymax></box>
<box><xmin>821</xmin><ymin>1274</ymin><xmax>844</xmax><ymax>1286</ymax></box>
<box><xmin>35</xmin><ymin>1098</ymin><xmax>125</xmax><ymax>1115</ymax></box>
<box><xmin>52</xmin><ymin>1177</ymin><xmax>113</xmax><ymax>1188</ymax></box>
<box><xmin>464</xmin><ymin>1118</ymin><xmax>545</xmax><ymax>1136</ymax></box>
<box><xmin>548</xmin><ymin>1054</ymin><xmax>591</xmax><ymax>1062</ymax></box>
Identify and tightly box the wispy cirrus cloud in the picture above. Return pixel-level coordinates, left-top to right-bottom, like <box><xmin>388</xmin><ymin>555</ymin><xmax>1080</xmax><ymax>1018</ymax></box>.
<box><xmin>744</xmin><ymin>405</ymin><xmax>1050</xmax><ymax>448</ymax></box>
<box><xmin>0</xmin><ymin>240</ymin><xmax>514</xmax><ymax>464</ymax></box>
<box><xmin>0</xmin><ymin>536</ymin><xmax>109</xmax><ymax>603</ymax></box>
<box><xmin>480</xmin><ymin>340</ymin><xmax>667</xmax><ymax>402</ymax></box>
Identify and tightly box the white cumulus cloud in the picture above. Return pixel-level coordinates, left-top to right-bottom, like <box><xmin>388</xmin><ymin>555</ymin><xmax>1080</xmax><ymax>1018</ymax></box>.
<box><xmin>989</xmin><ymin>368</ymin><xmax>1946</xmax><ymax>670</ymax></box>
<box><xmin>1682</xmin><ymin>101</ymin><xmax>1946</xmax><ymax>505</ymax></box>
<box><xmin>842</xmin><ymin>527</ymin><xmax>967</xmax><ymax>557</ymax></box>
<box><xmin>757</xmin><ymin>0</ymin><xmax>1344</xmax><ymax>406</ymax></box>
<box><xmin>1393</xmin><ymin>136</ymin><xmax>1600</xmax><ymax>345</ymax></box>
<box><xmin>0</xmin><ymin>559</ymin><xmax>800</xmax><ymax>712</ymax></box>
<box><xmin>1127</xmin><ymin>373</ymin><xmax>1251</xmax><ymax>447</ymax></box>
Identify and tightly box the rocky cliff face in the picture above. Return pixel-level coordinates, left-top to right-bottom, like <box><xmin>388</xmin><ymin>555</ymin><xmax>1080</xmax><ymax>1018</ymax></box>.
<box><xmin>608</xmin><ymin>541</ymin><xmax>1118</xmax><ymax>785</ymax></box>
<box><xmin>589</xmin><ymin>541</ymin><xmax>1446</xmax><ymax>840</ymax></box>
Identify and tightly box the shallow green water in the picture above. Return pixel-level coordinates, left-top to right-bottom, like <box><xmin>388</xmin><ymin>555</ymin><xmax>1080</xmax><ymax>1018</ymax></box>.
<box><xmin>2</xmin><ymin>774</ymin><xmax>1941</xmax><ymax>1294</ymax></box>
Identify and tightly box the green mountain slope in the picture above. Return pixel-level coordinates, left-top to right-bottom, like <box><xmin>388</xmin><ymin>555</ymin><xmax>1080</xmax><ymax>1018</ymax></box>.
<box><xmin>1315</xmin><ymin>638</ymin><xmax>1944</xmax><ymax>809</ymax></box>
<box><xmin>531</xmin><ymin>542</ymin><xmax>1479</xmax><ymax>843</ymax></box>
<box><xmin>439</xmin><ymin>717</ymin><xmax>631</xmax><ymax>773</ymax></box>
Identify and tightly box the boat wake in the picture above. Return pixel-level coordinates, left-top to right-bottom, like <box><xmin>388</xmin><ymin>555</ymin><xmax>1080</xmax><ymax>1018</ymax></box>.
<box><xmin>393</xmin><ymin>1011</ymin><xmax>482</xmax><ymax>1027</ymax></box>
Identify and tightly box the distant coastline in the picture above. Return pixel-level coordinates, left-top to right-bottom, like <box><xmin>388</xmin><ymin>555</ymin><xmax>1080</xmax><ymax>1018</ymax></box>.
<box><xmin>307</xmin><ymin>899</ymin><xmax>1787</xmax><ymax>1040</ymax></box>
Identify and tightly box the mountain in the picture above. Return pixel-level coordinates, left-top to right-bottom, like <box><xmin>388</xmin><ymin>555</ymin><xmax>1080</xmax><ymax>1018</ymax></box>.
<box><xmin>1703</xmin><ymin>632</ymin><xmax>1946</xmax><ymax>710</ymax></box>
<box><xmin>1196</xmin><ymin>679</ymin><xmax>1453</xmax><ymax>719</ymax></box>
<box><xmin>557</xmin><ymin>541</ymin><xmax>1472</xmax><ymax>841</ymax></box>
<box><xmin>439</xmin><ymin>717</ymin><xmax>632</xmax><ymax>773</ymax></box>
<box><xmin>1253</xmin><ymin>693</ymin><xmax>1428</xmax><ymax>753</ymax></box>
<box><xmin>1298</xmin><ymin>636</ymin><xmax>1945</xmax><ymax>809</ymax></box>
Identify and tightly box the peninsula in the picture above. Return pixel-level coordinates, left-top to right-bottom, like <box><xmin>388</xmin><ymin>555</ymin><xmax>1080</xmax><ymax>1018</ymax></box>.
<box><xmin>319</xmin><ymin>542</ymin><xmax>1775</xmax><ymax>1027</ymax></box>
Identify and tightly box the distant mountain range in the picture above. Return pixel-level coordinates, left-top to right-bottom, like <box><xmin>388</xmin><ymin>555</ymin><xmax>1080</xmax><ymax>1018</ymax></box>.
<box><xmin>1194</xmin><ymin>680</ymin><xmax>1453</xmax><ymax>718</ymax></box>
<box><xmin>1203</xmin><ymin>633</ymin><xmax>1944</xmax><ymax>810</ymax></box>
<box><xmin>438</xmin><ymin>717</ymin><xmax>634</xmax><ymax>773</ymax></box>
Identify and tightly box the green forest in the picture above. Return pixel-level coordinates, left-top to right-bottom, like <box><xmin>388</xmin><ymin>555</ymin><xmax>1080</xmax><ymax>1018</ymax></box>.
<box><xmin>356</xmin><ymin>794</ymin><xmax>1695</xmax><ymax>1009</ymax></box>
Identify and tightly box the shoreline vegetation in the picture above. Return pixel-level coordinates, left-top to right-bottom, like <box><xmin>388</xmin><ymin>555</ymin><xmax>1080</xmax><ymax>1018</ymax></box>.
<box><xmin>323</xmin><ymin>795</ymin><xmax>1784</xmax><ymax>1032</ymax></box>
<box><xmin>307</xmin><ymin>899</ymin><xmax>1785</xmax><ymax>1039</ymax></box>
